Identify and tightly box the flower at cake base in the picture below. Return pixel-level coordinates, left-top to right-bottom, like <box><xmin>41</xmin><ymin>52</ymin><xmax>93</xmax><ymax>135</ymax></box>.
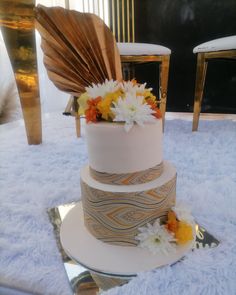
<box><xmin>172</xmin><ymin>201</ymin><xmax>195</xmax><ymax>225</ymax></box>
<box><xmin>165</xmin><ymin>202</ymin><xmax>194</xmax><ymax>246</ymax></box>
<box><xmin>111</xmin><ymin>93</ymin><xmax>156</xmax><ymax>132</ymax></box>
<box><xmin>135</xmin><ymin>219</ymin><xmax>176</xmax><ymax>255</ymax></box>
<box><xmin>175</xmin><ymin>221</ymin><xmax>193</xmax><ymax>245</ymax></box>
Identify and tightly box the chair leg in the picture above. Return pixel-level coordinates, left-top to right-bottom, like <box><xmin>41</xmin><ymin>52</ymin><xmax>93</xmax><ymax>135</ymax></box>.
<box><xmin>192</xmin><ymin>53</ymin><xmax>208</xmax><ymax>131</ymax></box>
<box><xmin>63</xmin><ymin>96</ymin><xmax>74</xmax><ymax>115</ymax></box>
<box><xmin>73</xmin><ymin>96</ymin><xmax>81</xmax><ymax>138</ymax></box>
<box><xmin>0</xmin><ymin>1</ymin><xmax>42</xmax><ymax>145</ymax></box>
<box><xmin>75</xmin><ymin>114</ymin><xmax>81</xmax><ymax>137</ymax></box>
<box><xmin>159</xmin><ymin>55</ymin><xmax>170</xmax><ymax>132</ymax></box>
<box><xmin>20</xmin><ymin>92</ymin><xmax>42</xmax><ymax>145</ymax></box>
<box><xmin>63</xmin><ymin>96</ymin><xmax>81</xmax><ymax>137</ymax></box>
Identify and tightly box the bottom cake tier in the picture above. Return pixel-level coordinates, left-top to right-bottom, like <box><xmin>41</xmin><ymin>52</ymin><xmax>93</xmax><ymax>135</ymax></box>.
<box><xmin>80</xmin><ymin>161</ymin><xmax>177</xmax><ymax>246</ymax></box>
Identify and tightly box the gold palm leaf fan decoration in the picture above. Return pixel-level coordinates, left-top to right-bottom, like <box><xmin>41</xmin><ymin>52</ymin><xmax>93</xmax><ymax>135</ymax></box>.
<box><xmin>34</xmin><ymin>5</ymin><xmax>123</xmax><ymax>96</ymax></box>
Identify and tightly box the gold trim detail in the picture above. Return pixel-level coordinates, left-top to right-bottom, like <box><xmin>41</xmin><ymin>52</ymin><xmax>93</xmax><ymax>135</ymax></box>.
<box><xmin>89</xmin><ymin>162</ymin><xmax>164</xmax><ymax>185</ymax></box>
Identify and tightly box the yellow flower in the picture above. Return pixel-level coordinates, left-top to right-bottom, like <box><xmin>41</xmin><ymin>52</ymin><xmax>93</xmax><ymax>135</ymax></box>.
<box><xmin>97</xmin><ymin>97</ymin><xmax>113</xmax><ymax>120</ymax></box>
<box><xmin>175</xmin><ymin>221</ymin><xmax>193</xmax><ymax>245</ymax></box>
<box><xmin>136</xmin><ymin>90</ymin><xmax>156</xmax><ymax>104</ymax></box>
<box><xmin>97</xmin><ymin>90</ymin><xmax>123</xmax><ymax>120</ymax></box>
<box><xmin>143</xmin><ymin>90</ymin><xmax>156</xmax><ymax>102</ymax></box>
<box><xmin>77</xmin><ymin>92</ymin><xmax>90</xmax><ymax>115</ymax></box>
<box><xmin>109</xmin><ymin>89</ymin><xmax>124</xmax><ymax>100</ymax></box>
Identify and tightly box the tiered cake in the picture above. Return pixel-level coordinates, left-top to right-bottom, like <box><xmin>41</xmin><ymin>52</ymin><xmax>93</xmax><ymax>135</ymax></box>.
<box><xmin>34</xmin><ymin>5</ymin><xmax>193</xmax><ymax>256</ymax></box>
<box><xmin>81</xmin><ymin>119</ymin><xmax>177</xmax><ymax>246</ymax></box>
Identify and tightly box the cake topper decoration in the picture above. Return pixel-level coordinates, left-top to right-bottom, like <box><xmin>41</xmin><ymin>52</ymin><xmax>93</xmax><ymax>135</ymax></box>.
<box><xmin>34</xmin><ymin>6</ymin><xmax>162</xmax><ymax>130</ymax></box>
<box><xmin>78</xmin><ymin>79</ymin><xmax>162</xmax><ymax>131</ymax></box>
<box><xmin>34</xmin><ymin>5</ymin><xmax>122</xmax><ymax>96</ymax></box>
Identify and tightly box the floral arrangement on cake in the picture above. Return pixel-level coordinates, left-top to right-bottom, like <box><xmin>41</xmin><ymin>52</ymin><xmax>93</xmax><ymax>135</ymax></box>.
<box><xmin>78</xmin><ymin>79</ymin><xmax>162</xmax><ymax>131</ymax></box>
<box><xmin>136</xmin><ymin>202</ymin><xmax>195</xmax><ymax>255</ymax></box>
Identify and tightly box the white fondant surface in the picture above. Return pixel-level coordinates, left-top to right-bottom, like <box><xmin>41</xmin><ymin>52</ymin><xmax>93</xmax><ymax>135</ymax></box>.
<box><xmin>60</xmin><ymin>202</ymin><xmax>194</xmax><ymax>276</ymax></box>
<box><xmin>81</xmin><ymin>161</ymin><xmax>176</xmax><ymax>193</ymax></box>
<box><xmin>117</xmin><ymin>42</ymin><xmax>171</xmax><ymax>55</ymax></box>
<box><xmin>85</xmin><ymin>120</ymin><xmax>163</xmax><ymax>173</ymax></box>
<box><xmin>193</xmin><ymin>35</ymin><xmax>236</xmax><ymax>53</ymax></box>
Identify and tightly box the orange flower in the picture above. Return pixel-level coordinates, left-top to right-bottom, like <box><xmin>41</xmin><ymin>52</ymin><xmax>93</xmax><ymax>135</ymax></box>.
<box><xmin>165</xmin><ymin>210</ymin><xmax>193</xmax><ymax>245</ymax></box>
<box><xmin>97</xmin><ymin>90</ymin><xmax>123</xmax><ymax>121</ymax></box>
<box><xmin>131</xmin><ymin>78</ymin><xmax>137</xmax><ymax>85</ymax></box>
<box><xmin>85</xmin><ymin>97</ymin><xmax>102</xmax><ymax>123</ymax></box>
<box><xmin>153</xmin><ymin>108</ymin><xmax>162</xmax><ymax>119</ymax></box>
<box><xmin>146</xmin><ymin>98</ymin><xmax>162</xmax><ymax>119</ymax></box>
<box><xmin>175</xmin><ymin>221</ymin><xmax>193</xmax><ymax>245</ymax></box>
<box><xmin>166</xmin><ymin>210</ymin><xmax>178</xmax><ymax>233</ymax></box>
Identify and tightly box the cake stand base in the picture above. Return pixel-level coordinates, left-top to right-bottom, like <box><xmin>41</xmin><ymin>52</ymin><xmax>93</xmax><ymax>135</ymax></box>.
<box><xmin>60</xmin><ymin>202</ymin><xmax>195</xmax><ymax>278</ymax></box>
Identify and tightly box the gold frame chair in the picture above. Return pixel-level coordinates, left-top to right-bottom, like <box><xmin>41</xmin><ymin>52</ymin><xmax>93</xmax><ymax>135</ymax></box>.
<box><xmin>192</xmin><ymin>36</ymin><xmax>236</xmax><ymax>131</ymax></box>
<box><xmin>111</xmin><ymin>0</ymin><xmax>170</xmax><ymax>129</ymax></box>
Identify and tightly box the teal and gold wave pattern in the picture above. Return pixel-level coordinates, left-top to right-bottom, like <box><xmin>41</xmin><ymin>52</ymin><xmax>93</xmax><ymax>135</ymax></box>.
<box><xmin>89</xmin><ymin>162</ymin><xmax>164</xmax><ymax>185</ymax></box>
<box><xmin>81</xmin><ymin>175</ymin><xmax>176</xmax><ymax>246</ymax></box>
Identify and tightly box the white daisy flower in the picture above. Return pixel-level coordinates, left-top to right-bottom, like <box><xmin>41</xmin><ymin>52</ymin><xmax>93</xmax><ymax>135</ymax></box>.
<box><xmin>86</xmin><ymin>79</ymin><xmax>119</xmax><ymax>99</ymax></box>
<box><xmin>120</xmin><ymin>81</ymin><xmax>152</xmax><ymax>96</ymax></box>
<box><xmin>136</xmin><ymin>219</ymin><xmax>176</xmax><ymax>255</ymax></box>
<box><xmin>111</xmin><ymin>93</ymin><xmax>156</xmax><ymax>132</ymax></box>
<box><xmin>172</xmin><ymin>201</ymin><xmax>194</xmax><ymax>224</ymax></box>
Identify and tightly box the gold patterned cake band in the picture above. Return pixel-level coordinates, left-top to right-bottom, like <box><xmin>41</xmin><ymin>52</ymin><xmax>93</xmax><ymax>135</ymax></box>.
<box><xmin>89</xmin><ymin>162</ymin><xmax>164</xmax><ymax>185</ymax></box>
<box><xmin>81</xmin><ymin>175</ymin><xmax>177</xmax><ymax>246</ymax></box>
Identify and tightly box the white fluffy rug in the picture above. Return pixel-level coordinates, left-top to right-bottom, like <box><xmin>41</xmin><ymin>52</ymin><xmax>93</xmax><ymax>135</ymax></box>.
<box><xmin>0</xmin><ymin>114</ymin><xmax>236</xmax><ymax>295</ymax></box>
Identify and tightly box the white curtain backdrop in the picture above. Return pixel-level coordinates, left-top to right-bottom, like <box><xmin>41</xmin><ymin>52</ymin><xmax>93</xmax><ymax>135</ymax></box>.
<box><xmin>35</xmin><ymin>0</ymin><xmax>69</xmax><ymax>115</ymax></box>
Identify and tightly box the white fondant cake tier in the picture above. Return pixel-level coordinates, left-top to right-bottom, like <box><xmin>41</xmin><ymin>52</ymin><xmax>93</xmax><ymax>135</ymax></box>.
<box><xmin>85</xmin><ymin>120</ymin><xmax>162</xmax><ymax>174</ymax></box>
<box><xmin>80</xmin><ymin>161</ymin><xmax>177</xmax><ymax>246</ymax></box>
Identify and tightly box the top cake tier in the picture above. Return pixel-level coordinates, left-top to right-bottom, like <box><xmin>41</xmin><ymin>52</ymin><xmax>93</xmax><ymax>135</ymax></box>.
<box><xmin>85</xmin><ymin>120</ymin><xmax>163</xmax><ymax>185</ymax></box>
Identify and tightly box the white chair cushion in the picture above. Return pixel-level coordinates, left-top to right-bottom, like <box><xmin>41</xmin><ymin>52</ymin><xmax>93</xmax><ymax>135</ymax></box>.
<box><xmin>117</xmin><ymin>42</ymin><xmax>171</xmax><ymax>56</ymax></box>
<box><xmin>193</xmin><ymin>35</ymin><xmax>236</xmax><ymax>53</ymax></box>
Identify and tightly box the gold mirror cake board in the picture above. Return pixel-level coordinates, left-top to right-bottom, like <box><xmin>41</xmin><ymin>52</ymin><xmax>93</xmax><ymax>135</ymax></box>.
<box><xmin>47</xmin><ymin>201</ymin><xmax>220</xmax><ymax>295</ymax></box>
